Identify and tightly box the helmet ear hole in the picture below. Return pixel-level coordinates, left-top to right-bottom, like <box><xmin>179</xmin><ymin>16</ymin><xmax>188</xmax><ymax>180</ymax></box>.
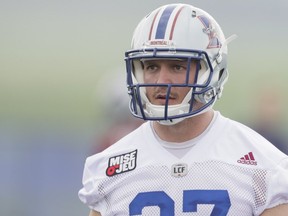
<box><xmin>219</xmin><ymin>68</ymin><xmax>224</xmax><ymax>81</ymax></box>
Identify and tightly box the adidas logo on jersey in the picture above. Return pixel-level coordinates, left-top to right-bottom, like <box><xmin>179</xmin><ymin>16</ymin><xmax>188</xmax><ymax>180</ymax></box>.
<box><xmin>237</xmin><ymin>152</ymin><xmax>257</xmax><ymax>166</ymax></box>
<box><xmin>106</xmin><ymin>150</ymin><xmax>137</xmax><ymax>176</ymax></box>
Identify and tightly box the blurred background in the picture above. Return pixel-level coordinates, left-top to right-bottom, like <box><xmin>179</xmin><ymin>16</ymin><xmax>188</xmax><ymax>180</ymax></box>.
<box><xmin>1</xmin><ymin>0</ymin><xmax>288</xmax><ymax>215</ymax></box>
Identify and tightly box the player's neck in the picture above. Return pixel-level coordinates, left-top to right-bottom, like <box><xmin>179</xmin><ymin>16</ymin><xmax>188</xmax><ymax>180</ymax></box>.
<box><xmin>152</xmin><ymin>110</ymin><xmax>214</xmax><ymax>143</ymax></box>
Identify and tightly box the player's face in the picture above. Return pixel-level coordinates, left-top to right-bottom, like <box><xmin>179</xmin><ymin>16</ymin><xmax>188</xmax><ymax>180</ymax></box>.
<box><xmin>142</xmin><ymin>59</ymin><xmax>197</xmax><ymax>106</ymax></box>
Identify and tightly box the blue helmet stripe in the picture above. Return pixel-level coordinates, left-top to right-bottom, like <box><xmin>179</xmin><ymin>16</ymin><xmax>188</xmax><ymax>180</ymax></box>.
<box><xmin>155</xmin><ymin>5</ymin><xmax>177</xmax><ymax>39</ymax></box>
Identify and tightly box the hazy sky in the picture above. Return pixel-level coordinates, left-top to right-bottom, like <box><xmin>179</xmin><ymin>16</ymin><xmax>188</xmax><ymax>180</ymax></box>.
<box><xmin>1</xmin><ymin>0</ymin><xmax>288</xmax><ymax>123</ymax></box>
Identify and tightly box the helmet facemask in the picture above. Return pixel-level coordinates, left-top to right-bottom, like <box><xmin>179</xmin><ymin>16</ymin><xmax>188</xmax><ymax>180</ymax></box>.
<box><xmin>125</xmin><ymin>48</ymin><xmax>222</xmax><ymax>125</ymax></box>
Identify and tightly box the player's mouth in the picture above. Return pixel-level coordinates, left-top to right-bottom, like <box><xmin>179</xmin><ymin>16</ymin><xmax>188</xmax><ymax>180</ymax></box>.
<box><xmin>154</xmin><ymin>93</ymin><xmax>177</xmax><ymax>105</ymax></box>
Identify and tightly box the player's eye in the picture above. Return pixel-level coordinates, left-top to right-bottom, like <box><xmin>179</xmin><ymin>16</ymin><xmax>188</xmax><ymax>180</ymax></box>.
<box><xmin>172</xmin><ymin>63</ymin><xmax>187</xmax><ymax>73</ymax></box>
<box><xmin>174</xmin><ymin>65</ymin><xmax>185</xmax><ymax>70</ymax></box>
<box><xmin>143</xmin><ymin>63</ymin><xmax>158</xmax><ymax>72</ymax></box>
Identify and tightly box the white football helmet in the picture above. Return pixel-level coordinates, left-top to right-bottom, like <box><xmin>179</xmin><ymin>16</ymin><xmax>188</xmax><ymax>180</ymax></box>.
<box><xmin>125</xmin><ymin>3</ymin><xmax>236</xmax><ymax>125</ymax></box>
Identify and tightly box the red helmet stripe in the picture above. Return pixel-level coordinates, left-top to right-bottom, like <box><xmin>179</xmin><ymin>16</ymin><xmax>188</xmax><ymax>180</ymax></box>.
<box><xmin>149</xmin><ymin>9</ymin><xmax>161</xmax><ymax>40</ymax></box>
<box><xmin>169</xmin><ymin>6</ymin><xmax>185</xmax><ymax>40</ymax></box>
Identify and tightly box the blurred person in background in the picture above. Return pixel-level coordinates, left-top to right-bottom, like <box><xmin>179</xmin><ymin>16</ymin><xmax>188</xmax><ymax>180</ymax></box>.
<box><xmin>79</xmin><ymin>3</ymin><xmax>288</xmax><ymax>215</ymax></box>
<box><xmin>91</xmin><ymin>70</ymin><xmax>143</xmax><ymax>154</ymax></box>
<box><xmin>249</xmin><ymin>86</ymin><xmax>288</xmax><ymax>155</ymax></box>
<box><xmin>92</xmin><ymin>117</ymin><xmax>143</xmax><ymax>153</ymax></box>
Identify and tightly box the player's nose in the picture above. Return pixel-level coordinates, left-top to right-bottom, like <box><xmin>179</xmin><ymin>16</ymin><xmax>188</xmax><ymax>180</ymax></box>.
<box><xmin>156</xmin><ymin>65</ymin><xmax>172</xmax><ymax>84</ymax></box>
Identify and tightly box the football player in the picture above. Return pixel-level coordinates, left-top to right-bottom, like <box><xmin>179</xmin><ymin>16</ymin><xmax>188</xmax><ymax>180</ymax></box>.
<box><xmin>79</xmin><ymin>3</ymin><xmax>288</xmax><ymax>215</ymax></box>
